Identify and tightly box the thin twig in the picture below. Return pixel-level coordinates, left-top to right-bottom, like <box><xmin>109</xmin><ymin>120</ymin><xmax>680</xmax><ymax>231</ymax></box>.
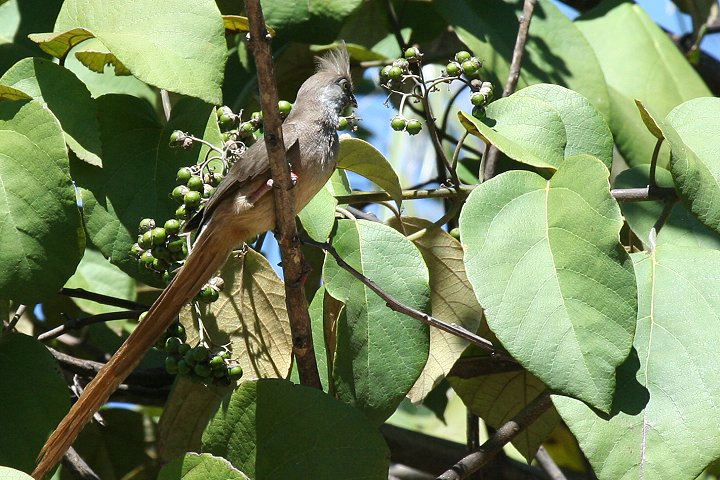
<box><xmin>484</xmin><ymin>0</ymin><xmax>537</xmax><ymax>180</ymax></box>
<box><xmin>302</xmin><ymin>237</ymin><xmax>514</xmax><ymax>363</ymax></box>
<box><xmin>245</xmin><ymin>0</ymin><xmax>321</xmax><ymax>389</ymax></box>
<box><xmin>37</xmin><ymin>310</ymin><xmax>145</xmax><ymax>341</ymax></box>
<box><xmin>535</xmin><ymin>446</ymin><xmax>568</xmax><ymax>480</ymax></box>
<box><xmin>60</xmin><ymin>288</ymin><xmax>148</xmax><ymax>311</ymax></box>
<box><xmin>4</xmin><ymin>304</ymin><xmax>27</xmax><ymax>334</ymax></box>
<box><xmin>437</xmin><ymin>390</ymin><xmax>552</xmax><ymax>480</ymax></box>
<box><xmin>62</xmin><ymin>446</ymin><xmax>100</xmax><ymax>480</ymax></box>
<box><xmin>335</xmin><ymin>185</ymin><xmax>676</xmax><ymax>205</ymax></box>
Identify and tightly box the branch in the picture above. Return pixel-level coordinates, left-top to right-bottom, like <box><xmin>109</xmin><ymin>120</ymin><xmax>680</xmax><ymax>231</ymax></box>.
<box><xmin>245</xmin><ymin>0</ymin><xmax>322</xmax><ymax>389</ymax></box>
<box><xmin>60</xmin><ymin>288</ymin><xmax>148</xmax><ymax>311</ymax></box>
<box><xmin>336</xmin><ymin>185</ymin><xmax>676</xmax><ymax>205</ymax></box>
<box><xmin>536</xmin><ymin>445</ymin><xmax>569</xmax><ymax>480</ymax></box>
<box><xmin>437</xmin><ymin>390</ymin><xmax>553</xmax><ymax>480</ymax></box>
<box><xmin>37</xmin><ymin>309</ymin><xmax>145</xmax><ymax>341</ymax></box>
<box><xmin>302</xmin><ymin>237</ymin><xmax>515</xmax><ymax>364</ymax></box>
<box><xmin>484</xmin><ymin>0</ymin><xmax>537</xmax><ymax>180</ymax></box>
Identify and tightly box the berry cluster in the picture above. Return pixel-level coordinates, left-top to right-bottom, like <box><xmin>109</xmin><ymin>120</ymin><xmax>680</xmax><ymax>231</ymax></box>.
<box><xmin>161</xmin><ymin>331</ymin><xmax>243</xmax><ymax>385</ymax></box>
<box><xmin>379</xmin><ymin>47</ymin><xmax>426</xmax><ymax>136</ymax></box>
<box><xmin>469</xmin><ymin>81</ymin><xmax>494</xmax><ymax>120</ymax></box>
<box><xmin>130</xmin><ymin>217</ymin><xmax>188</xmax><ymax>282</ymax></box>
<box><xmin>445</xmin><ymin>50</ymin><xmax>482</xmax><ymax>78</ymax></box>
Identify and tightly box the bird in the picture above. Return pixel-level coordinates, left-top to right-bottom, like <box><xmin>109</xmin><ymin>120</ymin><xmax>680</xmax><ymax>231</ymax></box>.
<box><xmin>32</xmin><ymin>44</ymin><xmax>356</xmax><ymax>479</ymax></box>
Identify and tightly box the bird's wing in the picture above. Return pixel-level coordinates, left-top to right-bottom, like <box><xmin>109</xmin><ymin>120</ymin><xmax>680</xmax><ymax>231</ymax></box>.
<box><xmin>185</xmin><ymin>123</ymin><xmax>300</xmax><ymax>232</ymax></box>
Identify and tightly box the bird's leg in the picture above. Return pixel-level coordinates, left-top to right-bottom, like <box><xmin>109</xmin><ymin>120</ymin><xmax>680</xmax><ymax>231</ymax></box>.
<box><xmin>248</xmin><ymin>170</ymin><xmax>298</xmax><ymax>204</ymax></box>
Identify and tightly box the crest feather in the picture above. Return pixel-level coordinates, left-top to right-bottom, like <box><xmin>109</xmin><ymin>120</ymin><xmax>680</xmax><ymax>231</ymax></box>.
<box><xmin>316</xmin><ymin>42</ymin><xmax>351</xmax><ymax>80</ymax></box>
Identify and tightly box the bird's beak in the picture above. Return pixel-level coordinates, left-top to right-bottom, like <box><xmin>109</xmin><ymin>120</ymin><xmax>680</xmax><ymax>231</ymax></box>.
<box><xmin>350</xmin><ymin>93</ymin><xmax>358</xmax><ymax>108</ymax></box>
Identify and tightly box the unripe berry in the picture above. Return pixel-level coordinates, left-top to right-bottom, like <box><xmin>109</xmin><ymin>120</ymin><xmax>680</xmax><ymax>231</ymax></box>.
<box><xmin>176</xmin><ymin>167</ymin><xmax>192</xmax><ymax>183</ymax></box>
<box><xmin>194</xmin><ymin>363</ymin><xmax>211</xmax><ymax>378</ymax></box>
<box><xmin>391</xmin><ymin>116</ymin><xmax>407</xmax><ymax>131</ymax></box>
<box><xmin>455</xmin><ymin>51</ymin><xmax>472</xmax><ymax>62</ymax></box>
<box><xmin>216</xmin><ymin>106</ymin><xmax>233</xmax><ymax>119</ymax></box>
<box><xmin>380</xmin><ymin>65</ymin><xmax>392</xmax><ymax>80</ymax></box>
<box><xmin>209</xmin><ymin>172</ymin><xmax>224</xmax><ymax>187</ymax></box>
<box><xmin>278</xmin><ymin>100</ymin><xmax>292</xmax><ymax>117</ymax></box>
<box><xmin>138</xmin><ymin>231</ymin><xmax>153</xmax><ymax>249</ymax></box>
<box><xmin>472</xmin><ymin>105</ymin><xmax>486</xmax><ymax>120</ymax></box>
<box><xmin>169</xmin><ymin>130</ymin><xmax>184</xmax><ymax>144</ymax></box>
<box><xmin>240</xmin><ymin>122</ymin><xmax>256</xmax><ymax>135</ymax></box>
<box><xmin>186</xmin><ymin>175</ymin><xmax>203</xmax><ymax>192</ymax></box>
<box><xmin>404</xmin><ymin>47</ymin><xmax>419</xmax><ymax>59</ymax></box>
<box><xmin>167</xmin><ymin>236</ymin><xmax>184</xmax><ymax>253</ymax></box>
<box><xmin>165</xmin><ymin>336</ymin><xmax>182</xmax><ymax>354</ymax></box>
<box><xmin>191</xmin><ymin>346</ymin><xmax>209</xmax><ymax>363</ymax></box>
<box><xmin>184</xmin><ymin>190</ymin><xmax>201</xmax><ymax>207</ymax></box>
<box><xmin>169</xmin><ymin>323</ymin><xmax>186</xmax><ymax>342</ymax></box>
<box><xmin>172</xmin><ymin>185</ymin><xmax>189</xmax><ymax>202</ymax></box>
<box><xmin>392</xmin><ymin>58</ymin><xmax>409</xmax><ymax>70</ymax></box>
<box><xmin>140</xmin><ymin>250</ymin><xmax>155</xmax><ymax>266</ymax></box>
<box><xmin>164</xmin><ymin>219</ymin><xmax>181</xmax><ymax>235</ymax></box>
<box><xmin>130</xmin><ymin>243</ymin><xmax>144</xmax><ymax>258</ymax></box>
<box><xmin>406</xmin><ymin>119</ymin><xmax>422</xmax><ymax>135</ymax></box>
<box><xmin>461</xmin><ymin>60</ymin><xmax>479</xmax><ymax>76</ymax></box>
<box><xmin>449</xmin><ymin>228</ymin><xmax>461</xmax><ymax>240</ymax></box>
<box><xmin>176</xmin><ymin>359</ymin><xmax>191</xmax><ymax>375</ymax></box>
<box><xmin>470</xmin><ymin>92</ymin><xmax>485</xmax><ymax>106</ymax></box>
<box><xmin>175</xmin><ymin>204</ymin><xmax>188</xmax><ymax>219</ymax></box>
<box><xmin>250</xmin><ymin>111</ymin><xmax>263</xmax><ymax>124</ymax></box>
<box><xmin>218</xmin><ymin>114</ymin><xmax>234</xmax><ymax>128</ymax></box>
<box><xmin>337</xmin><ymin>117</ymin><xmax>349</xmax><ymax>131</ymax></box>
<box><xmin>446</xmin><ymin>62</ymin><xmax>461</xmax><ymax>77</ymax></box>
<box><xmin>165</xmin><ymin>355</ymin><xmax>179</xmax><ymax>374</ymax></box>
<box><xmin>139</xmin><ymin>218</ymin><xmax>155</xmax><ymax>234</ymax></box>
<box><xmin>229</xmin><ymin>366</ymin><xmax>244</xmax><ymax>380</ymax></box>
<box><xmin>388</xmin><ymin>66</ymin><xmax>403</xmax><ymax>80</ymax></box>
<box><xmin>177</xmin><ymin>343</ymin><xmax>191</xmax><ymax>356</ymax></box>
<box><xmin>151</xmin><ymin>227</ymin><xmax>167</xmax><ymax>246</ymax></box>
<box><xmin>199</xmin><ymin>285</ymin><xmax>219</xmax><ymax>303</ymax></box>
<box><xmin>209</xmin><ymin>355</ymin><xmax>226</xmax><ymax>369</ymax></box>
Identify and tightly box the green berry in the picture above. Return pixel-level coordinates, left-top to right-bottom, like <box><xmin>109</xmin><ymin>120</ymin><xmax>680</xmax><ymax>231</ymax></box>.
<box><xmin>186</xmin><ymin>175</ymin><xmax>203</xmax><ymax>192</ymax></box>
<box><xmin>165</xmin><ymin>336</ymin><xmax>182</xmax><ymax>354</ymax></box>
<box><xmin>151</xmin><ymin>227</ymin><xmax>166</xmax><ymax>246</ymax></box>
<box><xmin>165</xmin><ymin>355</ymin><xmax>179</xmax><ymax>374</ymax></box>
<box><xmin>209</xmin><ymin>173</ymin><xmax>224</xmax><ymax>187</ymax></box>
<box><xmin>406</xmin><ymin>119</ymin><xmax>422</xmax><ymax>135</ymax></box>
<box><xmin>153</xmin><ymin>244</ymin><xmax>171</xmax><ymax>262</ymax></box>
<box><xmin>472</xmin><ymin>105</ymin><xmax>486</xmax><ymax>120</ymax></box>
<box><xmin>193</xmin><ymin>363</ymin><xmax>211</xmax><ymax>378</ymax></box>
<box><xmin>391</xmin><ymin>116</ymin><xmax>407</xmax><ymax>132</ymax></box>
<box><xmin>218</xmin><ymin>113</ymin><xmax>234</xmax><ymax>128</ymax></box>
<box><xmin>388</xmin><ymin>66</ymin><xmax>403</xmax><ymax>80</ymax></box>
<box><xmin>176</xmin><ymin>167</ymin><xmax>192</xmax><ymax>183</ymax></box>
<box><xmin>130</xmin><ymin>243</ymin><xmax>144</xmax><ymax>258</ymax></box>
<box><xmin>167</xmin><ymin>236</ymin><xmax>184</xmax><ymax>254</ymax></box>
<box><xmin>175</xmin><ymin>204</ymin><xmax>189</xmax><ymax>219</ymax></box>
<box><xmin>176</xmin><ymin>359</ymin><xmax>191</xmax><ymax>375</ymax></box>
<box><xmin>172</xmin><ymin>185</ymin><xmax>189</xmax><ymax>202</ymax></box>
<box><xmin>152</xmin><ymin>257</ymin><xmax>170</xmax><ymax>272</ymax></box>
<box><xmin>240</xmin><ymin>122</ymin><xmax>256</xmax><ymax>135</ymax></box>
<box><xmin>470</xmin><ymin>92</ymin><xmax>485</xmax><ymax>106</ymax></box>
<box><xmin>392</xmin><ymin>58</ymin><xmax>409</xmax><ymax>70</ymax></box>
<box><xmin>380</xmin><ymin>65</ymin><xmax>392</xmax><ymax>80</ymax></box>
<box><xmin>191</xmin><ymin>346</ymin><xmax>209</xmax><ymax>363</ymax></box>
<box><xmin>178</xmin><ymin>342</ymin><xmax>191</xmax><ymax>356</ymax></box>
<box><xmin>198</xmin><ymin>286</ymin><xmax>219</xmax><ymax>303</ymax></box>
<box><xmin>446</xmin><ymin>62</ymin><xmax>461</xmax><ymax>77</ymax></box>
<box><xmin>168</xmin><ymin>323</ymin><xmax>186</xmax><ymax>341</ymax></box>
<box><xmin>216</xmin><ymin>106</ymin><xmax>232</xmax><ymax>119</ymax></box>
<box><xmin>184</xmin><ymin>190</ymin><xmax>201</xmax><ymax>207</ymax></box>
<box><xmin>209</xmin><ymin>355</ymin><xmax>226</xmax><ymax>369</ymax></box>
<box><xmin>455</xmin><ymin>51</ymin><xmax>472</xmax><ymax>62</ymax></box>
<box><xmin>138</xmin><ymin>311</ymin><xmax>148</xmax><ymax>322</ymax></box>
<box><xmin>203</xmin><ymin>184</ymin><xmax>216</xmax><ymax>199</ymax></box>
<box><xmin>278</xmin><ymin>100</ymin><xmax>292</xmax><ymax>116</ymax></box>
<box><xmin>140</xmin><ymin>250</ymin><xmax>155</xmax><ymax>266</ymax></box>
<box><xmin>338</xmin><ymin>117</ymin><xmax>349</xmax><ymax>131</ymax></box>
<box><xmin>449</xmin><ymin>228</ymin><xmax>461</xmax><ymax>240</ymax></box>
<box><xmin>164</xmin><ymin>219</ymin><xmax>181</xmax><ymax>235</ymax></box>
<box><xmin>461</xmin><ymin>60</ymin><xmax>479</xmax><ymax>76</ymax></box>
<box><xmin>220</xmin><ymin>350</ymin><xmax>231</xmax><ymax>360</ymax></box>
<box><xmin>169</xmin><ymin>130</ymin><xmax>183</xmax><ymax>144</ymax></box>
<box><xmin>404</xmin><ymin>47</ymin><xmax>419</xmax><ymax>59</ymax></box>
<box><xmin>250</xmin><ymin>111</ymin><xmax>263</xmax><ymax>124</ymax></box>
<box><xmin>139</xmin><ymin>218</ymin><xmax>155</xmax><ymax>234</ymax></box>
<box><xmin>228</xmin><ymin>366</ymin><xmax>244</xmax><ymax>380</ymax></box>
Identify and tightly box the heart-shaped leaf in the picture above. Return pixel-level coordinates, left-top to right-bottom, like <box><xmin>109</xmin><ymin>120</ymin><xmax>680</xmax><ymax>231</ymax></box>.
<box><xmin>459</xmin><ymin>154</ymin><xmax>637</xmax><ymax>412</ymax></box>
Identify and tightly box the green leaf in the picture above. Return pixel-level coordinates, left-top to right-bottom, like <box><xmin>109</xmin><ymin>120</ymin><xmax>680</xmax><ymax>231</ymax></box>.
<box><xmin>159</xmin><ymin>453</ymin><xmax>249</xmax><ymax>480</ymax></box>
<box><xmin>436</xmin><ymin>0</ymin><xmax>609</xmax><ymax>117</ymax></box>
<box><xmin>262</xmin><ymin>0</ymin><xmax>363</xmax><ymax>43</ymax></box>
<box><xmin>36</xmin><ymin>0</ymin><xmax>228</xmax><ymax>104</ymax></box>
<box><xmin>555</xmin><ymin>245</ymin><xmax>720</xmax><ymax>480</ymax></box>
<box><xmin>298</xmin><ymin>183</ymin><xmax>337</xmax><ymax>242</ymax></box>
<box><xmin>158</xmin><ymin>377</ymin><xmax>232</xmax><ymax>464</ymax></box>
<box><xmin>387</xmin><ymin>217</ymin><xmax>483</xmax><ymax>403</ymax></box>
<box><xmin>307</xmin><ymin>285</ymin><xmax>346</xmax><ymax>392</ymax></box>
<box><xmin>1</xmin><ymin>57</ymin><xmax>101</xmax><ymax>165</ymax></box>
<box><xmin>72</xmin><ymin>95</ymin><xmax>220</xmax><ymax>286</ymax></box>
<box><xmin>338</xmin><ymin>138</ymin><xmax>403</xmax><ymax>208</ymax></box>
<box><xmin>323</xmin><ymin>219</ymin><xmax>430</xmax><ymax>424</ymax></box>
<box><xmin>449</xmin><ymin>349</ymin><xmax>559</xmax><ymax>462</ymax></box>
<box><xmin>634</xmin><ymin>100</ymin><xmax>664</xmax><ymax>141</ymax></box>
<box><xmin>615</xmin><ymin>165</ymin><xmax>720</xmax><ymax>249</ymax></box>
<box><xmin>0</xmin><ymin>334</ymin><xmax>69</xmax><ymax>473</ymax></box>
<box><xmin>0</xmin><ymin>85</ymin><xmax>31</xmax><ymax>100</ymax></box>
<box><xmin>203</xmin><ymin>378</ymin><xmax>390</xmax><ymax>478</ymax></box>
<box><xmin>459</xmin><ymin>155</ymin><xmax>636</xmax><ymax>412</ymax></box>
<box><xmin>0</xmin><ymin>99</ymin><xmax>84</xmax><ymax>303</ymax></box>
<box><xmin>180</xmin><ymin>249</ymin><xmax>293</xmax><ymax>380</ymax></box>
<box><xmin>0</xmin><ymin>467</ymin><xmax>33</xmax><ymax>480</ymax></box>
<box><xmin>664</xmin><ymin>97</ymin><xmax>720</xmax><ymax>234</ymax></box>
<box><xmin>576</xmin><ymin>0</ymin><xmax>711</xmax><ymax>167</ymax></box>
<box><xmin>460</xmin><ymin>84</ymin><xmax>613</xmax><ymax>170</ymax></box>
<box><xmin>64</xmin><ymin>249</ymin><xmax>137</xmax><ymax>315</ymax></box>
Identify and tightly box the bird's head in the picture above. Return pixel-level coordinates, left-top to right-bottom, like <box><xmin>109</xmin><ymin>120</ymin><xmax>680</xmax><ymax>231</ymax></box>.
<box><xmin>291</xmin><ymin>44</ymin><xmax>357</xmax><ymax>126</ymax></box>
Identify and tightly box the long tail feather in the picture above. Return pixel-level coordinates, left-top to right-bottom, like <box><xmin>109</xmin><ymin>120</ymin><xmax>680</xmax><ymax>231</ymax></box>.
<box><xmin>32</xmin><ymin>224</ymin><xmax>238</xmax><ymax>479</ymax></box>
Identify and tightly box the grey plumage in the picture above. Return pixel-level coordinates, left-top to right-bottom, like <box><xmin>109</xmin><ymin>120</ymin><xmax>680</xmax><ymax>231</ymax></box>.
<box><xmin>33</xmin><ymin>44</ymin><xmax>356</xmax><ymax>479</ymax></box>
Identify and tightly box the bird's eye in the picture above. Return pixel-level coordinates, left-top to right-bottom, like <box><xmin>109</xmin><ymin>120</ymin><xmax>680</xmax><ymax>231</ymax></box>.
<box><xmin>339</xmin><ymin>78</ymin><xmax>351</xmax><ymax>91</ymax></box>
